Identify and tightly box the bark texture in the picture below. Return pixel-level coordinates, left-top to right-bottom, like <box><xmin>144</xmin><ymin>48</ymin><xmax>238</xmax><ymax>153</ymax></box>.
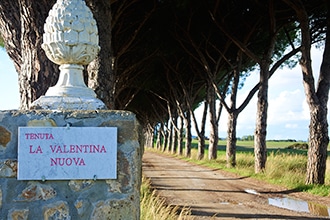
<box><xmin>0</xmin><ymin>0</ymin><xmax>58</xmax><ymax>109</ymax></box>
<box><xmin>184</xmin><ymin>111</ymin><xmax>192</xmax><ymax>158</ymax></box>
<box><xmin>283</xmin><ymin>0</ymin><xmax>330</xmax><ymax>184</ymax></box>
<box><xmin>226</xmin><ymin>111</ymin><xmax>238</xmax><ymax>167</ymax></box>
<box><xmin>197</xmin><ymin>101</ymin><xmax>208</xmax><ymax>160</ymax></box>
<box><xmin>171</xmin><ymin>115</ymin><xmax>178</xmax><ymax>154</ymax></box>
<box><xmin>226</xmin><ymin>69</ymin><xmax>240</xmax><ymax>167</ymax></box>
<box><xmin>304</xmin><ymin>21</ymin><xmax>330</xmax><ymax>185</ymax></box>
<box><xmin>254</xmin><ymin>65</ymin><xmax>269</xmax><ymax>173</ymax></box>
<box><xmin>254</xmin><ymin>1</ymin><xmax>277</xmax><ymax>173</ymax></box>
<box><xmin>178</xmin><ymin>117</ymin><xmax>184</xmax><ymax>155</ymax></box>
<box><xmin>86</xmin><ymin>0</ymin><xmax>114</xmax><ymax>109</ymax></box>
<box><xmin>208</xmin><ymin>82</ymin><xmax>218</xmax><ymax>160</ymax></box>
<box><xmin>302</xmin><ymin>7</ymin><xmax>330</xmax><ymax>185</ymax></box>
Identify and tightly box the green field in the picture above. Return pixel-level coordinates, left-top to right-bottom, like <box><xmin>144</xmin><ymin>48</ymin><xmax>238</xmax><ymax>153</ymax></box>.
<box><xmin>189</xmin><ymin>139</ymin><xmax>310</xmax><ymax>155</ymax></box>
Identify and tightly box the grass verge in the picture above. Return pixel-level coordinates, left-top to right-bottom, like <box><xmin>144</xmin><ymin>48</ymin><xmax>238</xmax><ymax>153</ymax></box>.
<box><xmin>140</xmin><ymin>176</ymin><xmax>191</xmax><ymax>220</ymax></box>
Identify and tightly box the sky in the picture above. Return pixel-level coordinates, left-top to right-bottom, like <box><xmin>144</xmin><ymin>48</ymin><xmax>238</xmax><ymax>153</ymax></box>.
<box><xmin>0</xmin><ymin>47</ymin><xmax>328</xmax><ymax>141</ymax></box>
<box><xmin>0</xmin><ymin>49</ymin><xmax>19</xmax><ymax>110</ymax></box>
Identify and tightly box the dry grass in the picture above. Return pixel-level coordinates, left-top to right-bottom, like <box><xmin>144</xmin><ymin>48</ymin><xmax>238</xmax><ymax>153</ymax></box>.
<box><xmin>264</xmin><ymin>152</ymin><xmax>307</xmax><ymax>186</ymax></box>
<box><xmin>140</xmin><ymin>176</ymin><xmax>191</xmax><ymax>220</ymax></box>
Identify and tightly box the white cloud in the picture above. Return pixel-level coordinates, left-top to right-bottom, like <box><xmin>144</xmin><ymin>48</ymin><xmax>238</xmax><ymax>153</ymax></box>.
<box><xmin>285</xmin><ymin>123</ymin><xmax>298</xmax><ymax>129</ymax></box>
<box><xmin>302</xmin><ymin>99</ymin><xmax>310</xmax><ymax>119</ymax></box>
<box><xmin>268</xmin><ymin>89</ymin><xmax>308</xmax><ymax>124</ymax></box>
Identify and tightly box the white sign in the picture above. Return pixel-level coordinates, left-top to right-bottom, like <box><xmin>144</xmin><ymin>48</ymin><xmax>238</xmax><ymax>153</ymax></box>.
<box><xmin>18</xmin><ymin>127</ymin><xmax>117</xmax><ymax>180</ymax></box>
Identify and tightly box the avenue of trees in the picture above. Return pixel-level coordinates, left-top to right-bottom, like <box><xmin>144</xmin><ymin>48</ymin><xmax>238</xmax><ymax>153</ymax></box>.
<box><xmin>0</xmin><ymin>0</ymin><xmax>329</xmax><ymax>185</ymax></box>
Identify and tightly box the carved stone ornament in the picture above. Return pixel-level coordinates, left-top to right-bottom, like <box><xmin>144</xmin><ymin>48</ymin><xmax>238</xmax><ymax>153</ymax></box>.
<box><xmin>31</xmin><ymin>0</ymin><xmax>106</xmax><ymax>110</ymax></box>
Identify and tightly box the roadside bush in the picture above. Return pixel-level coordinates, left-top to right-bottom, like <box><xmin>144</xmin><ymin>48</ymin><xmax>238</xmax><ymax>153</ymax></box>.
<box><xmin>287</xmin><ymin>143</ymin><xmax>308</xmax><ymax>150</ymax></box>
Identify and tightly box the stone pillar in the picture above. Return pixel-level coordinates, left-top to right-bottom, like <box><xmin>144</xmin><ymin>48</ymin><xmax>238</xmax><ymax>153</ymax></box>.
<box><xmin>0</xmin><ymin>110</ymin><xmax>142</xmax><ymax>219</ymax></box>
<box><xmin>0</xmin><ymin>0</ymin><xmax>142</xmax><ymax>219</ymax></box>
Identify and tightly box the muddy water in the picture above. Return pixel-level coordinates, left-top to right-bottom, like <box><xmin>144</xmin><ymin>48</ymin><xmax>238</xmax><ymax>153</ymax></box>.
<box><xmin>268</xmin><ymin>197</ymin><xmax>330</xmax><ymax>217</ymax></box>
<box><xmin>244</xmin><ymin>188</ymin><xmax>330</xmax><ymax>217</ymax></box>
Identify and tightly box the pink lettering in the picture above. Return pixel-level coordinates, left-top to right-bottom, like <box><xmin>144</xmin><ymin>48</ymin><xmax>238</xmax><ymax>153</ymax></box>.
<box><xmin>29</xmin><ymin>145</ymin><xmax>43</xmax><ymax>154</ymax></box>
<box><xmin>55</xmin><ymin>146</ymin><xmax>62</xmax><ymax>153</ymax></box>
<box><xmin>50</xmin><ymin>145</ymin><xmax>56</xmax><ymax>153</ymax></box>
<box><xmin>73</xmin><ymin>157</ymin><xmax>86</xmax><ymax>166</ymax></box>
<box><xmin>49</xmin><ymin>145</ymin><xmax>107</xmax><ymax>154</ymax></box>
<box><xmin>70</xmin><ymin>145</ymin><xmax>75</xmax><ymax>153</ymax></box>
<box><xmin>100</xmin><ymin>145</ymin><xmax>106</xmax><ymax>153</ymax></box>
<box><xmin>66</xmin><ymin>158</ymin><xmax>72</xmax><ymax>166</ymax></box>
<box><xmin>29</xmin><ymin>145</ymin><xmax>33</xmax><ymax>153</ymax></box>
<box><xmin>55</xmin><ymin>145</ymin><xmax>68</xmax><ymax>153</ymax></box>
<box><xmin>50</xmin><ymin>157</ymin><xmax>86</xmax><ymax>166</ymax></box>
<box><xmin>25</xmin><ymin>133</ymin><xmax>54</xmax><ymax>140</ymax></box>
<box><xmin>50</xmin><ymin>158</ymin><xmax>56</xmax><ymax>165</ymax></box>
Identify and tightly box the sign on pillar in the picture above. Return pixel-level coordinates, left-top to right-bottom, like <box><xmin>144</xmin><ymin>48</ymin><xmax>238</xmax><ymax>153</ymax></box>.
<box><xmin>18</xmin><ymin>127</ymin><xmax>117</xmax><ymax>180</ymax></box>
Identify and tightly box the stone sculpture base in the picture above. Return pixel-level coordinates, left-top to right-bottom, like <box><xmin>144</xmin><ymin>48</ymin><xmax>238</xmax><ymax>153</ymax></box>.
<box><xmin>0</xmin><ymin>110</ymin><xmax>142</xmax><ymax>219</ymax></box>
<box><xmin>30</xmin><ymin>96</ymin><xmax>107</xmax><ymax>110</ymax></box>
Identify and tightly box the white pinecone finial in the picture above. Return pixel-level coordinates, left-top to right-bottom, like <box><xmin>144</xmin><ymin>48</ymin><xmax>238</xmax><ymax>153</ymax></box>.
<box><xmin>31</xmin><ymin>0</ymin><xmax>106</xmax><ymax>110</ymax></box>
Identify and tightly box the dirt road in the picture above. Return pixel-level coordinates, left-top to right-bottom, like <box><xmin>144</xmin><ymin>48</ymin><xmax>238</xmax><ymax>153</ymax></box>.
<box><xmin>142</xmin><ymin>151</ymin><xmax>330</xmax><ymax>219</ymax></box>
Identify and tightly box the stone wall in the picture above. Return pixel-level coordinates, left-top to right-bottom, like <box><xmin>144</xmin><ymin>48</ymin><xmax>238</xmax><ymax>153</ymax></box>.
<box><xmin>0</xmin><ymin>110</ymin><xmax>142</xmax><ymax>219</ymax></box>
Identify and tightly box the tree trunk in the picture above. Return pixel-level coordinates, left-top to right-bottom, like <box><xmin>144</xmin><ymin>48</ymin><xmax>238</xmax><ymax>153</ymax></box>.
<box><xmin>254</xmin><ymin>65</ymin><xmax>269</xmax><ymax>173</ymax></box>
<box><xmin>156</xmin><ymin>123</ymin><xmax>163</xmax><ymax>150</ymax></box>
<box><xmin>306</xmin><ymin>105</ymin><xmax>329</xmax><ymax>184</ymax></box>
<box><xmin>162</xmin><ymin>133</ymin><xmax>168</xmax><ymax>152</ymax></box>
<box><xmin>253</xmin><ymin>1</ymin><xmax>277</xmax><ymax>173</ymax></box>
<box><xmin>302</xmin><ymin>5</ymin><xmax>330</xmax><ymax>185</ymax></box>
<box><xmin>0</xmin><ymin>0</ymin><xmax>58</xmax><ymax>109</ymax></box>
<box><xmin>144</xmin><ymin>125</ymin><xmax>153</xmax><ymax>149</ymax></box>
<box><xmin>197</xmin><ymin>136</ymin><xmax>205</xmax><ymax>160</ymax></box>
<box><xmin>185</xmin><ymin>111</ymin><xmax>192</xmax><ymax>157</ymax></box>
<box><xmin>226</xmin><ymin>66</ymin><xmax>240</xmax><ymax>167</ymax></box>
<box><xmin>283</xmin><ymin>0</ymin><xmax>330</xmax><ymax>185</ymax></box>
<box><xmin>226</xmin><ymin>111</ymin><xmax>238</xmax><ymax>167</ymax></box>
<box><xmin>208</xmin><ymin>82</ymin><xmax>218</xmax><ymax>160</ymax></box>
<box><xmin>178</xmin><ymin>116</ymin><xmax>184</xmax><ymax>155</ymax></box>
<box><xmin>305</xmin><ymin>31</ymin><xmax>330</xmax><ymax>185</ymax></box>
<box><xmin>162</xmin><ymin>122</ymin><xmax>169</xmax><ymax>152</ymax></box>
<box><xmin>151</xmin><ymin>124</ymin><xmax>155</xmax><ymax>148</ymax></box>
<box><xmin>86</xmin><ymin>0</ymin><xmax>114</xmax><ymax>109</ymax></box>
<box><xmin>171</xmin><ymin>116</ymin><xmax>178</xmax><ymax>154</ymax></box>
<box><xmin>197</xmin><ymin>100</ymin><xmax>208</xmax><ymax>160</ymax></box>
<box><xmin>151</xmin><ymin>125</ymin><xmax>156</xmax><ymax>148</ymax></box>
<box><xmin>168</xmin><ymin>120</ymin><xmax>173</xmax><ymax>153</ymax></box>
<box><xmin>0</xmin><ymin>1</ymin><xmax>21</xmax><ymax>73</ymax></box>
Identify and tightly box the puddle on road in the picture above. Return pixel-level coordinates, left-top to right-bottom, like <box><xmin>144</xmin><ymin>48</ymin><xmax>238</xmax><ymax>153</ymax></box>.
<box><xmin>244</xmin><ymin>189</ymin><xmax>330</xmax><ymax>217</ymax></box>
<box><xmin>268</xmin><ymin>197</ymin><xmax>330</xmax><ymax>217</ymax></box>
<box><xmin>244</xmin><ymin>189</ymin><xmax>260</xmax><ymax>195</ymax></box>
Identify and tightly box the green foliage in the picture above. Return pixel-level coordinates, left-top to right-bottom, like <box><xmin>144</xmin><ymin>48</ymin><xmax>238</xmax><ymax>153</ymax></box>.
<box><xmin>241</xmin><ymin>135</ymin><xmax>254</xmax><ymax>141</ymax></box>
<box><xmin>0</xmin><ymin>35</ymin><xmax>4</xmax><ymax>48</ymax></box>
<box><xmin>287</xmin><ymin>143</ymin><xmax>309</xmax><ymax>150</ymax></box>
